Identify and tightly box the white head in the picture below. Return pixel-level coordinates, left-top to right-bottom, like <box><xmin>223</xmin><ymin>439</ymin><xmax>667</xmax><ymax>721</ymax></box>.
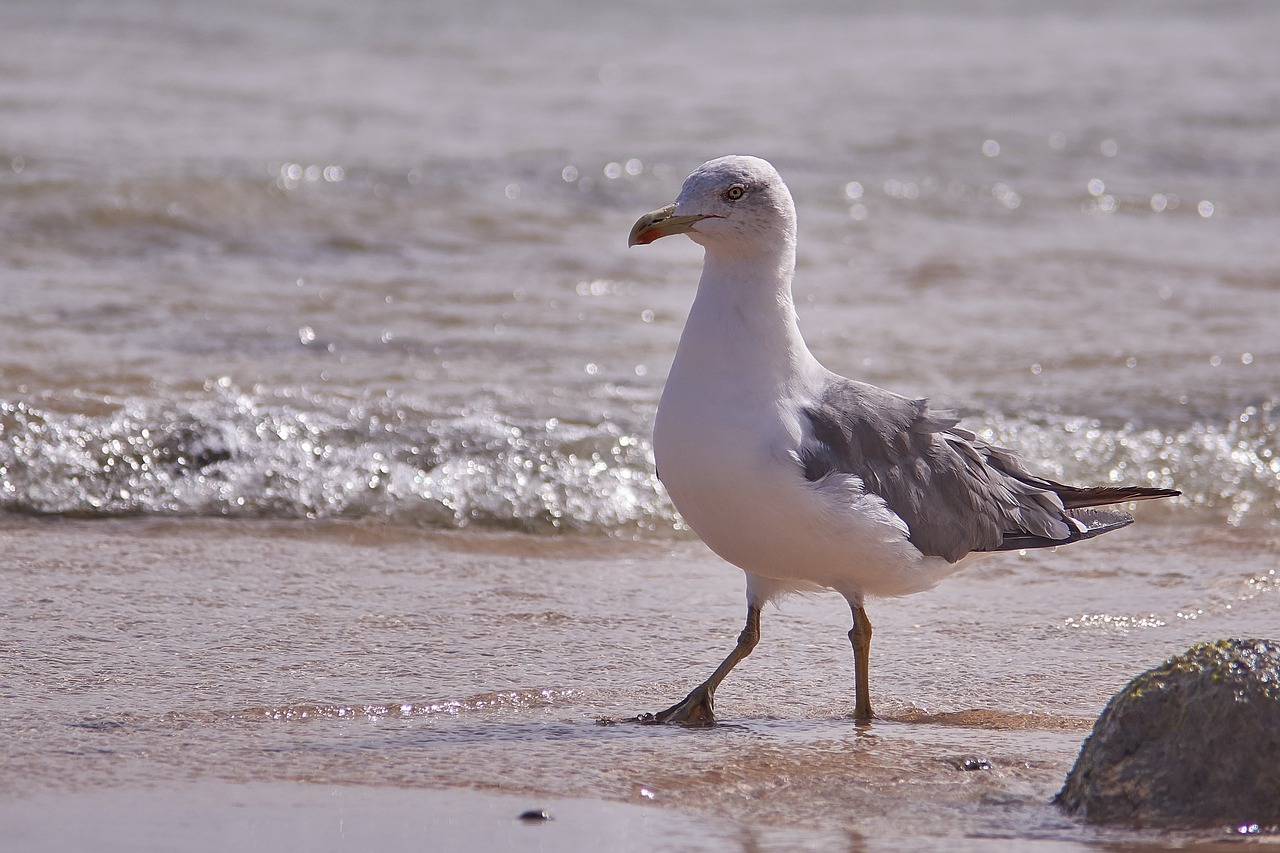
<box><xmin>629</xmin><ymin>155</ymin><xmax>797</xmax><ymax>257</ymax></box>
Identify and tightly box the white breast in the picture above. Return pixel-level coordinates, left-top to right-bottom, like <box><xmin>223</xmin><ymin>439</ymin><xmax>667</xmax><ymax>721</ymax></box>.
<box><xmin>654</xmin><ymin>368</ymin><xmax>962</xmax><ymax>600</ymax></box>
<box><xmin>651</xmin><ymin>240</ymin><xmax>961</xmax><ymax>600</ymax></box>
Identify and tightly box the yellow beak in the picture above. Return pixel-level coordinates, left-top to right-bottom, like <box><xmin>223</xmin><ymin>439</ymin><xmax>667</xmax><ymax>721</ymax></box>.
<box><xmin>628</xmin><ymin>204</ymin><xmax>715</xmax><ymax>246</ymax></box>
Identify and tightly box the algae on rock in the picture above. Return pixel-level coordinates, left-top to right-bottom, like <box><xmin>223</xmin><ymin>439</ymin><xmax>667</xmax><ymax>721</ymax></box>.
<box><xmin>1057</xmin><ymin>638</ymin><xmax>1280</xmax><ymax>828</ymax></box>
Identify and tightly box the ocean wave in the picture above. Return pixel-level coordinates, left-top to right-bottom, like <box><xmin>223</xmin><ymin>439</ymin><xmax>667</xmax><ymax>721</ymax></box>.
<box><xmin>976</xmin><ymin>402</ymin><xmax>1278</xmax><ymax>526</ymax></box>
<box><xmin>1</xmin><ymin>385</ymin><xmax>1276</xmax><ymax>532</ymax></box>
<box><xmin>0</xmin><ymin>383</ymin><xmax>673</xmax><ymax>536</ymax></box>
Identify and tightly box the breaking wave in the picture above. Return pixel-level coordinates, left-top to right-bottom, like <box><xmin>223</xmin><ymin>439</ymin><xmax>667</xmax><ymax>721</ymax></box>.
<box><xmin>0</xmin><ymin>382</ymin><xmax>672</xmax><ymax>536</ymax></box>
<box><xmin>1</xmin><ymin>384</ymin><xmax>1276</xmax><ymax>532</ymax></box>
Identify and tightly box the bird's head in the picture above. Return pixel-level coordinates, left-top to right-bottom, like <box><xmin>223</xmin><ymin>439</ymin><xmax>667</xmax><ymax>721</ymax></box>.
<box><xmin>628</xmin><ymin>155</ymin><xmax>797</xmax><ymax>256</ymax></box>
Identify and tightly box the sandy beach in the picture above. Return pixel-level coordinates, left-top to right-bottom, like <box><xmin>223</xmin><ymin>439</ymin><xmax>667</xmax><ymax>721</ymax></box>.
<box><xmin>1</xmin><ymin>782</ymin><xmax>793</xmax><ymax>853</ymax></box>
<box><xmin>3</xmin><ymin>780</ymin><xmax>1263</xmax><ymax>853</ymax></box>
<box><xmin>3</xmin><ymin>517</ymin><xmax>1276</xmax><ymax>849</ymax></box>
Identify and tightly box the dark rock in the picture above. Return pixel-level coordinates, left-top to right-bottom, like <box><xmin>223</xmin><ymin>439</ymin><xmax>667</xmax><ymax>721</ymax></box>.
<box><xmin>1056</xmin><ymin>638</ymin><xmax>1280</xmax><ymax>828</ymax></box>
<box><xmin>517</xmin><ymin>809</ymin><xmax>552</xmax><ymax>822</ymax></box>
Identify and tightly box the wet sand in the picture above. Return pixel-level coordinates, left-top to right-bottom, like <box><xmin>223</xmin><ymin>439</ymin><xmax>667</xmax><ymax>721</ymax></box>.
<box><xmin>0</xmin><ymin>782</ymin><xmax>801</xmax><ymax>853</ymax></box>
<box><xmin>2</xmin><ymin>516</ymin><xmax>1274</xmax><ymax>849</ymax></box>
<box><xmin>0</xmin><ymin>781</ymin><xmax>1261</xmax><ymax>853</ymax></box>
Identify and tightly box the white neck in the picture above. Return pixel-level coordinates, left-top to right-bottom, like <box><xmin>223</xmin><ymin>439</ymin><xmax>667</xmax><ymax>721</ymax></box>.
<box><xmin>667</xmin><ymin>245</ymin><xmax>816</xmax><ymax>400</ymax></box>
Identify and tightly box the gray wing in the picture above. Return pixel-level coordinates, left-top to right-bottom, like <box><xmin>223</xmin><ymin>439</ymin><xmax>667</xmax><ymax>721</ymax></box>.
<box><xmin>798</xmin><ymin>377</ymin><xmax>1172</xmax><ymax>563</ymax></box>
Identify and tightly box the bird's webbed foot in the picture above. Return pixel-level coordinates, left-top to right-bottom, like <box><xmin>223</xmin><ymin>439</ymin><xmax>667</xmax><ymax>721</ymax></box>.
<box><xmin>636</xmin><ymin>684</ymin><xmax>717</xmax><ymax>726</ymax></box>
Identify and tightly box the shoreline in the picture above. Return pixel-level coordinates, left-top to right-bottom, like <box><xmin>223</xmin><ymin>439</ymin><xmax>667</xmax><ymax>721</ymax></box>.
<box><xmin>2</xmin><ymin>516</ymin><xmax>1274</xmax><ymax>850</ymax></box>
<box><xmin>0</xmin><ymin>780</ymin><xmax>789</xmax><ymax>853</ymax></box>
<box><xmin>0</xmin><ymin>769</ymin><xmax>1258</xmax><ymax>852</ymax></box>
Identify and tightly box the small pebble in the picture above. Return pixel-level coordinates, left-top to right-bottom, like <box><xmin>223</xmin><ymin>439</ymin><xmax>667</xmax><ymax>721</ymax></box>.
<box><xmin>517</xmin><ymin>809</ymin><xmax>552</xmax><ymax>822</ymax></box>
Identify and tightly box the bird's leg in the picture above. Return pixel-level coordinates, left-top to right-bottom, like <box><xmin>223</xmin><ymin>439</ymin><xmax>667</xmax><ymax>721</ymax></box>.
<box><xmin>848</xmin><ymin>604</ymin><xmax>874</xmax><ymax>722</ymax></box>
<box><xmin>642</xmin><ymin>604</ymin><xmax>761</xmax><ymax>726</ymax></box>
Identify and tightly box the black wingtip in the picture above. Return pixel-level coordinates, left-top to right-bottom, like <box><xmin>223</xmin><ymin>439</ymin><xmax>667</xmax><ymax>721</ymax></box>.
<box><xmin>1056</xmin><ymin>484</ymin><xmax>1181</xmax><ymax>509</ymax></box>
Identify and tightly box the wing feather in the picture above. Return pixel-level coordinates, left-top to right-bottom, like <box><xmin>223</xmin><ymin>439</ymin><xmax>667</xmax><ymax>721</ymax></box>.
<box><xmin>799</xmin><ymin>377</ymin><xmax>1178</xmax><ymax>563</ymax></box>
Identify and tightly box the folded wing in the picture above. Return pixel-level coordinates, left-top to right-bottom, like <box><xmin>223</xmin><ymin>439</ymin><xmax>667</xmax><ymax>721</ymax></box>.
<box><xmin>799</xmin><ymin>377</ymin><xmax>1179</xmax><ymax>563</ymax></box>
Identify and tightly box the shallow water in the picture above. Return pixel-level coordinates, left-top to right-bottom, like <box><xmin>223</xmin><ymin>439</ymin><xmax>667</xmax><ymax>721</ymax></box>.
<box><xmin>2</xmin><ymin>0</ymin><xmax>1279</xmax><ymax>847</ymax></box>
<box><xmin>3</xmin><ymin>518</ymin><xmax>1277</xmax><ymax>848</ymax></box>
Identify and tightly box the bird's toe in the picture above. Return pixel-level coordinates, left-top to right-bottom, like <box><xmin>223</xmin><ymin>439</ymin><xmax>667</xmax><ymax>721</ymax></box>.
<box><xmin>638</xmin><ymin>686</ymin><xmax>717</xmax><ymax>726</ymax></box>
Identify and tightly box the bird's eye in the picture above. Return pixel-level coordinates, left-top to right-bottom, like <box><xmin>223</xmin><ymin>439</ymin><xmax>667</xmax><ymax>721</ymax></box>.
<box><xmin>725</xmin><ymin>185</ymin><xmax>746</xmax><ymax>201</ymax></box>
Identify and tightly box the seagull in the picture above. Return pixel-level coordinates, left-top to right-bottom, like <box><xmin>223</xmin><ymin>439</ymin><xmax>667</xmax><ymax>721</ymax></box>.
<box><xmin>628</xmin><ymin>155</ymin><xmax>1178</xmax><ymax>724</ymax></box>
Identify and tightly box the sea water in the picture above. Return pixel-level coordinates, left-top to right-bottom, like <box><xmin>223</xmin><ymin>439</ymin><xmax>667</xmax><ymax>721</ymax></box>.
<box><xmin>2</xmin><ymin>0</ymin><xmax>1278</xmax><ymax>848</ymax></box>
